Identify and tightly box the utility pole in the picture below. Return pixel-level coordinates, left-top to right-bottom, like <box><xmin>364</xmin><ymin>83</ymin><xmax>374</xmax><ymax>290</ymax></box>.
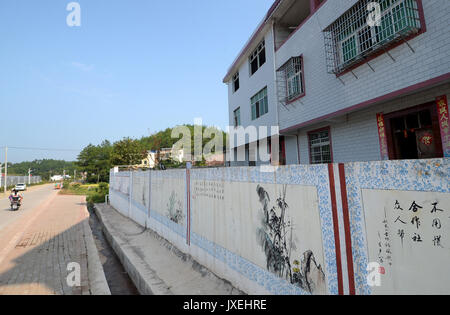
<box><xmin>4</xmin><ymin>146</ymin><xmax>7</xmax><ymax>193</ymax></box>
<box><xmin>28</xmin><ymin>168</ymin><xmax>32</xmax><ymax>185</ymax></box>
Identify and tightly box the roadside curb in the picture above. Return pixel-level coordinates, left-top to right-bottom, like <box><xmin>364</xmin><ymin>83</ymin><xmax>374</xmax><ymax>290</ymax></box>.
<box><xmin>83</xmin><ymin>214</ymin><xmax>111</xmax><ymax>295</ymax></box>
<box><xmin>93</xmin><ymin>203</ymin><xmax>172</xmax><ymax>295</ymax></box>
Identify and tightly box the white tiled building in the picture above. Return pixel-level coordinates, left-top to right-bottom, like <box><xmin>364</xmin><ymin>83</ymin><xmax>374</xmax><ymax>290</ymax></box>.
<box><xmin>224</xmin><ymin>0</ymin><xmax>450</xmax><ymax>165</ymax></box>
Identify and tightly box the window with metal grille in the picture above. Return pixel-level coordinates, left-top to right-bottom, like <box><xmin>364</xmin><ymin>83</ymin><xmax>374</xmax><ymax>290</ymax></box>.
<box><xmin>324</xmin><ymin>0</ymin><xmax>422</xmax><ymax>74</ymax></box>
<box><xmin>251</xmin><ymin>87</ymin><xmax>268</xmax><ymax>120</ymax></box>
<box><xmin>309</xmin><ymin>129</ymin><xmax>332</xmax><ymax>164</ymax></box>
<box><xmin>233</xmin><ymin>107</ymin><xmax>241</xmax><ymax>127</ymax></box>
<box><xmin>249</xmin><ymin>40</ymin><xmax>266</xmax><ymax>75</ymax></box>
<box><xmin>233</xmin><ymin>72</ymin><xmax>240</xmax><ymax>92</ymax></box>
<box><xmin>282</xmin><ymin>56</ymin><xmax>304</xmax><ymax>102</ymax></box>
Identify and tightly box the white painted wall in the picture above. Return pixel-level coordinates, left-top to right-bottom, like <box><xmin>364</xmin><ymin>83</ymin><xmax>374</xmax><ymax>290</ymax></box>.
<box><xmin>275</xmin><ymin>0</ymin><xmax>450</xmax><ymax>131</ymax></box>
<box><xmin>227</xmin><ymin>29</ymin><xmax>278</xmax><ymax>148</ymax></box>
<box><xmin>226</xmin><ymin>0</ymin><xmax>450</xmax><ymax>165</ymax></box>
<box><xmin>290</xmin><ymin>83</ymin><xmax>450</xmax><ymax>164</ymax></box>
<box><xmin>110</xmin><ymin>165</ymin><xmax>337</xmax><ymax>295</ymax></box>
<box><xmin>109</xmin><ymin>158</ymin><xmax>450</xmax><ymax>295</ymax></box>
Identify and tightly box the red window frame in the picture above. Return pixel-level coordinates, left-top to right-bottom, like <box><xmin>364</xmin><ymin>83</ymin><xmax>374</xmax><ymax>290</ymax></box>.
<box><xmin>308</xmin><ymin>126</ymin><xmax>334</xmax><ymax>164</ymax></box>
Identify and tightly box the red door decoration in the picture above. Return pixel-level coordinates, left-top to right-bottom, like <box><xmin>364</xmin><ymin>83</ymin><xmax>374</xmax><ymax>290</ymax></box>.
<box><xmin>377</xmin><ymin>113</ymin><xmax>389</xmax><ymax>160</ymax></box>
<box><xmin>436</xmin><ymin>95</ymin><xmax>450</xmax><ymax>158</ymax></box>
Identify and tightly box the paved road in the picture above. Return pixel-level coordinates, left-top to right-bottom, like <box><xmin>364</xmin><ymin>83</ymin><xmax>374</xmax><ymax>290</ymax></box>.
<box><xmin>0</xmin><ymin>185</ymin><xmax>55</xmax><ymax>232</ymax></box>
<box><xmin>0</xmin><ymin>185</ymin><xmax>109</xmax><ymax>295</ymax></box>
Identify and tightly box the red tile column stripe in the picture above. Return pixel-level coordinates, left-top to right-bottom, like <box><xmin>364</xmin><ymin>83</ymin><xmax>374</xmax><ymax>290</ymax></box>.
<box><xmin>328</xmin><ymin>164</ymin><xmax>344</xmax><ymax>295</ymax></box>
<box><xmin>338</xmin><ymin>163</ymin><xmax>356</xmax><ymax>295</ymax></box>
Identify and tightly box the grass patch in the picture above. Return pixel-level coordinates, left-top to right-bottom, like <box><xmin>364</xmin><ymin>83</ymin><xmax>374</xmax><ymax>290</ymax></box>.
<box><xmin>60</xmin><ymin>182</ymin><xmax>109</xmax><ymax>205</ymax></box>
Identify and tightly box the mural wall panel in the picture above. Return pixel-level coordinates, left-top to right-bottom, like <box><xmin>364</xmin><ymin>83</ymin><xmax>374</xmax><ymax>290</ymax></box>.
<box><xmin>150</xmin><ymin>171</ymin><xmax>186</xmax><ymax>226</ymax></box>
<box><xmin>115</xmin><ymin>173</ymin><xmax>130</xmax><ymax>195</ymax></box>
<box><xmin>191</xmin><ymin>179</ymin><xmax>327</xmax><ymax>294</ymax></box>
<box><xmin>189</xmin><ymin>166</ymin><xmax>339</xmax><ymax>295</ymax></box>
<box><xmin>345</xmin><ymin>158</ymin><xmax>450</xmax><ymax>295</ymax></box>
<box><xmin>132</xmin><ymin>172</ymin><xmax>149</xmax><ymax>208</ymax></box>
<box><xmin>108</xmin><ymin>158</ymin><xmax>450</xmax><ymax>295</ymax></box>
<box><xmin>363</xmin><ymin>190</ymin><xmax>450</xmax><ymax>294</ymax></box>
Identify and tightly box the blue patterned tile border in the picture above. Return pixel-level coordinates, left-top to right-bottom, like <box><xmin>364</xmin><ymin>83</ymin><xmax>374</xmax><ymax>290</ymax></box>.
<box><xmin>150</xmin><ymin>209</ymin><xmax>186</xmax><ymax>239</ymax></box>
<box><xmin>190</xmin><ymin>165</ymin><xmax>338</xmax><ymax>295</ymax></box>
<box><xmin>110</xmin><ymin>187</ymin><xmax>129</xmax><ymax>200</ymax></box>
<box><xmin>345</xmin><ymin>158</ymin><xmax>450</xmax><ymax>295</ymax></box>
<box><xmin>131</xmin><ymin>199</ymin><xmax>148</xmax><ymax>214</ymax></box>
<box><xmin>191</xmin><ymin>231</ymin><xmax>310</xmax><ymax>295</ymax></box>
<box><xmin>113</xmin><ymin>172</ymin><xmax>131</xmax><ymax>178</ymax></box>
<box><xmin>152</xmin><ymin>169</ymin><xmax>186</xmax><ymax>179</ymax></box>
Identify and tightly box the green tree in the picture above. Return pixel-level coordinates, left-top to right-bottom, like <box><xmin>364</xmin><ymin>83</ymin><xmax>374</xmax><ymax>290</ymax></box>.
<box><xmin>139</xmin><ymin>125</ymin><xmax>227</xmax><ymax>156</ymax></box>
<box><xmin>74</xmin><ymin>124</ymin><xmax>228</xmax><ymax>179</ymax></box>
<box><xmin>7</xmin><ymin>159</ymin><xmax>76</xmax><ymax>180</ymax></box>
<box><xmin>77</xmin><ymin>140</ymin><xmax>112</xmax><ymax>183</ymax></box>
<box><xmin>111</xmin><ymin>138</ymin><xmax>146</xmax><ymax>166</ymax></box>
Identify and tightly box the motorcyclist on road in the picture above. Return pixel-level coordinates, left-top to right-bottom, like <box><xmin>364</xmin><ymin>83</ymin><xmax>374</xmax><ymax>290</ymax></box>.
<box><xmin>9</xmin><ymin>189</ymin><xmax>23</xmax><ymax>206</ymax></box>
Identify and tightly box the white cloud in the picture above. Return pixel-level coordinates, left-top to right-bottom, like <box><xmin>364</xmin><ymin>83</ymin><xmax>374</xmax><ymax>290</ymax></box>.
<box><xmin>71</xmin><ymin>62</ymin><xmax>94</xmax><ymax>72</ymax></box>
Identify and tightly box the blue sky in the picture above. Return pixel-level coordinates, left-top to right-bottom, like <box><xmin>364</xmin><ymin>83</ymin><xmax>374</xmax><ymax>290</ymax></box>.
<box><xmin>0</xmin><ymin>0</ymin><xmax>274</xmax><ymax>163</ymax></box>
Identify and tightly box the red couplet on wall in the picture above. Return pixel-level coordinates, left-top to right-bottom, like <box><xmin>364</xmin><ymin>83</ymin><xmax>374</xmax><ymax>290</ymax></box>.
<box><xmin>376</xmin><ymin>113</ymin><xmax>389</xmax><ymax>160</ymax></box>
<box><xmin>436</xmin><ymin>95</ymin><xmax>450</xmax><ymax>158</ymax></box>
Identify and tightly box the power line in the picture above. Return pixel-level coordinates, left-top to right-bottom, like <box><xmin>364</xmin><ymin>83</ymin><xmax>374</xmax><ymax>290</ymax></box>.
<box><xmin>0</xmin><ymin>146</ymin><xmax>80</xmax><ymax>152</ymax></box>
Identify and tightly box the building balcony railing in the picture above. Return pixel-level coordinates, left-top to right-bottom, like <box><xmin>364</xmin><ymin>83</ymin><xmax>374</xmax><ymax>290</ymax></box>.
<box><xmin>323</xmin><ymin>0</ymin><xmax>422</xmax><ymax>75</ymax></box>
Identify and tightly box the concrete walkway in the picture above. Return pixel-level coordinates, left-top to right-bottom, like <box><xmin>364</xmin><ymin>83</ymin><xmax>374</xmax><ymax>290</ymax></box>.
<box><xmin>0</xmin><ymin>190</ymin><xmax>110</xmax><ymax>295</ymax></box>
<box><xmin>94</xmin><ymin>203</ymin><xmax>245</xmax><ymax>295</ymax></box>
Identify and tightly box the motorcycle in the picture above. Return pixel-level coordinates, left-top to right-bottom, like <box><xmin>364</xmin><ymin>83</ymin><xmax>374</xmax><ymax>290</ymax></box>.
<box><xmin>10</xmin><ymin>196</ymin><xmax>21</xmax><ymax>211</ymax></box>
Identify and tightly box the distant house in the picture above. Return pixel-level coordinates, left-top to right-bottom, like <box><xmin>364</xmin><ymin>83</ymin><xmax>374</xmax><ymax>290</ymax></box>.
<box><xmin>135</xmin><ymin>147</ymin><xmax>186</xmax><ymax>169</ymax></box>
<box><xmin>139</xmin><ymin>151</ymin><xmax>158</xmax><ymax>169</ymax></box>
<box><xmin>159</xmin><ymin>147</ymin><xmax>185</xmax><ymax>163</ymax></box>
<box><xmin>51</xmin><ymin>175</ymin><xmax>63</xmax><ymax>181</ymax></box>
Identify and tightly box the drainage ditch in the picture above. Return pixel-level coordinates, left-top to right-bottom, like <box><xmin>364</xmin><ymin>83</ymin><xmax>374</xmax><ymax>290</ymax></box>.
<box><xmin>87</xmin><ymin>205</ymin><xmax>139</xmax><ymax>295</ymax></box>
